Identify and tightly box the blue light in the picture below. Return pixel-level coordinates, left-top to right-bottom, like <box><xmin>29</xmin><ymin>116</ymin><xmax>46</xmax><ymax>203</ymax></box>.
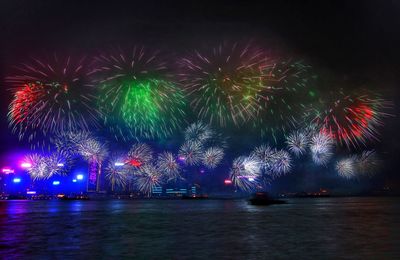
<box><xmin>53</xmin><ymin>181</ymin><xmax>60</xmax><ymax>185</ymax></box>
<box><xmin>76</xmin><ymin>174</ymin><xmax>84</xmax><ymax>180</ymax></box>
<box><xmin>13</xmin><ymin>178</ymin><xmax>21</xmax><ymax>183</ymax></box>
<box><xmin>72</xmin><ymin>179</ymin><xmax>77</xmax><ymax>183</ymax></box>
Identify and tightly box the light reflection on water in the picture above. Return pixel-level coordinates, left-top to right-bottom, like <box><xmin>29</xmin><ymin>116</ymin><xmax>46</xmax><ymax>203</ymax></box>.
<box><xmin>0</xmin><ymin>197</ymin><xmax>399</xmax><ymax>259</ymax></box>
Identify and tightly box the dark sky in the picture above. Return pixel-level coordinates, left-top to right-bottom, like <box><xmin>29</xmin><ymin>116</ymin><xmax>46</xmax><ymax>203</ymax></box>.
<box><xmin>0</xmin><ymin>0</ymin><xmax>399</xmax><ymax>191</ymax></box>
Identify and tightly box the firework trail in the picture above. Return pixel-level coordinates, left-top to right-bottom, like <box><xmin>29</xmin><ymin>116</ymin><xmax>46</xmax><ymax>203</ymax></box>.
<box><xmin>355</xmin><ymin>150</ymin><xmax>380</xmax><ymax>177</ymax></box>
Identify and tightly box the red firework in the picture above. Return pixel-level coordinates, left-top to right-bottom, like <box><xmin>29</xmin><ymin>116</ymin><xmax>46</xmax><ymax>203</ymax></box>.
<box><xmin>314</xmin><ymin>92</ymin><xmax>390</xmax><ymax>148</ymax></box>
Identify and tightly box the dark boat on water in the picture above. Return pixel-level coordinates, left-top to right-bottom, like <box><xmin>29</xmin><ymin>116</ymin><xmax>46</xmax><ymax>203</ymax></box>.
<box><xmin>249</xmin><ymin>192</ymin><xmax>286</xmax><ymax>206</ymax></box>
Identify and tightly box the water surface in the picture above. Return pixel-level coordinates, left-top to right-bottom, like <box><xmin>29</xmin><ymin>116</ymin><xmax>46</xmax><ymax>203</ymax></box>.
<box><xmin>0</xmin><ymin>197</ymin><xmax>399</xmax><ymax>259</ymax></box>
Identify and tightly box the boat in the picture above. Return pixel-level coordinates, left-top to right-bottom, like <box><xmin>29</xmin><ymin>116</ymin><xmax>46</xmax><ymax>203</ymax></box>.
<box><xmin>249</xmin><ymin>192</ymin><xmax>286</xmax><ymax>206</ymax></box>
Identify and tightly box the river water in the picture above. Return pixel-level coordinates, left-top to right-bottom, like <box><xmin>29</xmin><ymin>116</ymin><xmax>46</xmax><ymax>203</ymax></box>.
<box><xmin>0</xmin><ymin>197</ymin><xmax>399</xmax><ymax>259</ymax></box>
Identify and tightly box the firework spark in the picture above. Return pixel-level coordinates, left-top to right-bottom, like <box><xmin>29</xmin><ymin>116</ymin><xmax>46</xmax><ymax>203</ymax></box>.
<box><xmin>127</xmin><ymin>143</ymin><xmax>153</xmax><ymax>168</ymax></box>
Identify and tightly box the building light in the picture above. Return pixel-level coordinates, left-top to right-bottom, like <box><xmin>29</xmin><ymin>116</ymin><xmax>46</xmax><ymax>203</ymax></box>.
<box><xmin>27</xmin><ymin>191</ymin><xmax>36</xmax><ymax>195</ymax></box>
<box><xmin>20</xmin><ymin>162</ymin><xmax>32</xmax><ymax>168</ymax></box>
<box><xmin>1</xmin><ymin>168</ymin><xmax>14</xmax><ymax>174</ymax></box>
<box><xmin>76</xmin><ymin>174</ymin><xmax>84</xmax><ymax>180</ymax></box>
<box><xmin>13</xmin><ymin>178</ymin><xmax>21</xmax><ymax>183</ymax></box>
<box><xmin>57</xmin><ymin>163</ymin><xmax>64</xmax><ymax>167</ymax></box>
<box><xmin>248</xmin><ymin>177</ymin><xmax>255</xmax><ymax>182</ymax></box>
<box><xmin>224</xmin><ymin>179</ymin><xmax>232</xmax><ymax>185</ymax></box>
<box><xmin>53</xmin><ymin>181</ymin><xmax>60</xmax><ymax>185</ymax></box>
<box><xmin>72</xmin><ymin>179</ymin><xmax>77</xmax><ymax>183</ymax></box>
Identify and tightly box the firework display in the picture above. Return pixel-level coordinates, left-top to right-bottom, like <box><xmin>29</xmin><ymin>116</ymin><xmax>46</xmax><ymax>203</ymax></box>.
<box><xmin>91</xmin><ymin>47</ymin><xmax>186</xmax><ymax>140</ymax></box>
<box><xmin>7</xmin><ymin>55</ymin><xmax>99</xmax><ymax>147</ymax></box>
<box><xmin>4</xmin><ymin>42</ymin><xmax>394</xmax><ymax>194</ymax></box>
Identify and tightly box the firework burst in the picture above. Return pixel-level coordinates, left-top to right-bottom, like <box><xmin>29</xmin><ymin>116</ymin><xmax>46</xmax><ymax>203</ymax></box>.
<box><xmin>310</xmin><ymin>133</ymin><xmax>334</xmax><ymax>166</ymax></box>
<box><xmin>178</xmin><ymin>141</ymin><xmax>204</xmax><ymax>166</ymax></box>
<box><xmin>105</xmin><ymin>157</ymin><xmax>129</xmax><ymax>191</ymax></box>
<box><xmin>229</xmin><ymin>155</ymin><xmax>261</xmax><ymax>192</ymax></box>
<box><xmin>127</xmin><ymin>143</ymin><xmax>154</xmax><ymax>168</ymax></box>
<box><xmin>202</xmin><ymin>147</ymin><xmax>224</xmax><ymax>169</ymax></box>
<box><xmin>286</xmin><ymin>131</ymin><xmax>309</xmax><ymax>157</ymax></box>
<box><xmin>156</xmin><ymin>152</ymin><xmax>182</xmax><ymax>182</ymax></box>
<box><xmin>184</xmin><ymin>121</ymin><xmax>214</xmax><ymax>144</ymax></box>
<box><xmin>254</xmin><ymin>60</ymin><xmax>317</xmax><ymax>141</ymax></box>
<box><xmin>91</xmin><ymin>46</ymin><xmax>186</xmax><ymax>140</ymax></box>
<box><xmin>179</xmin><ymin>41</ymin><xmax>268</xmax><ymax>127</ymax></box>
<box><xmin>7</xmin><ymin>55</ymin><xmax>99</xmax><ymax>147</ymax></box>
<box><xmin>311</xmin><ymin>90</ymin><xmax>392</xmax><ymax>148</ymax></box>
<box><xmin>355</xmin><ymin>150</ymin><xmax>380</xmax><ymax>177</ymax></box>
<box><xmin>136</xmin><ymin>164</ymin><xmax>163</xmax><ymax>196</ymax></box>
<box><xmin>336</xmin><ymin>157</ymin><xmax>357</xmax><ymax>178</ymax></box>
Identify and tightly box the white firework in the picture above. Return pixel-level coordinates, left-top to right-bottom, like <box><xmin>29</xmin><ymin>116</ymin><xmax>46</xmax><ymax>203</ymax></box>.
<box><xmin>178</xmin><ymin>141</ymin><xmax>204</xmax><ymax>166</ymax></box>
<box><xmin>202</xmin><ymin>147</ymin><xmax>224</xmax><ymax>169</ymax></box>
<box><xmin>105</xmin><ymin>157</ymin><xmax>129</xmax><ymax>191</ymax></box>
<box><xmin>77</xmin><ymin>138</ymin><xmax>108</xmax><ymax>162</ymax></box>
<box><xmin>336</xmin><ymin>157</ymin><xmax>357</xmax><ymax>178</ymax></box>
<box><xmin>251</xmin><ymin>144</ymin><xmax>276</xmax><ymax>171</ymax></box>
<box><xmin>270</xmin><ymin>150</ymin><xmax>292</xmax><ymax>176</ymax></box>
<box><xmin>286</xmin><ymin>131</ymin><xmax>309</xmax><ymax>157</ymax></box>
<box><xmin>156</xmin><ymin>152</ymin><xmax>181</xmax><ymax>181</ymax></box>
<box><xmin>127</xmin><ymin>143</ymin><xmax>154</xmax><ymax>167</ymax></box>
<box><xmin>184</xmin><ymin>121</ymin><xmax>214</xmax><ymax>144</ymax></box>
<box><xmin>229</xmin><ymin>155</ymin><xmax>261</xmax><ymax>192</ymax></box>
<box><xmin>355</xmin><ymin>150</ymin><xmax>380</xmax><ymax>177</ymax></box>
<box><xmin>136</xmin><ymin>164</ymin><xmax>163</xmax><ymax>196</ymax></box>
<box><xmin>25</xmin><ymin>154</ymin><xmax>48</xmax><ymax>180</ymax></box>
<box><xmin>310</xmin><ymin>133</ymin><xmax>334</xmax><ymax>165</ymax></box>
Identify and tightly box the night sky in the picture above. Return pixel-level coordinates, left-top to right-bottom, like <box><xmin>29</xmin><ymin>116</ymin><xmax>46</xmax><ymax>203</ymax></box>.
<box><xmin>0</xmin><ymin>0</ymin><xmax>399</xmax><ymax>192</ymax></box>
